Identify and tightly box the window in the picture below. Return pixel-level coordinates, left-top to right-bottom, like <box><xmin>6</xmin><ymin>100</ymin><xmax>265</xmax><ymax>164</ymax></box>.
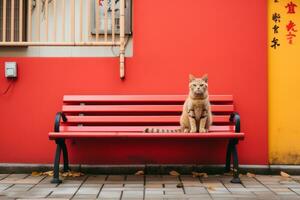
<box><xmin>0</xmin><ymin>0</ymin><xmax>27</xmax><ymax>42</ymax></box>
<box><xmin>91</xmin><ymin>0</ymin><xmax>132</xmax><ymax>35</ymax></box>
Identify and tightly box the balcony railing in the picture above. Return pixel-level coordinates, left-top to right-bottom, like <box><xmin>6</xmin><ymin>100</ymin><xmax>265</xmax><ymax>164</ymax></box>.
<box><xmin>0</xmin><ymin>0</ymin><xmax>126</xmax><ymax>78</ymax></box>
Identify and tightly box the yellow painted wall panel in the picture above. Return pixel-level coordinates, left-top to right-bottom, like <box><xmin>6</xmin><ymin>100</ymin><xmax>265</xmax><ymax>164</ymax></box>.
<box><xmin>269</xmin><ymin>0</ymin><xmax>300</xmax><ymax>164</ymax></box>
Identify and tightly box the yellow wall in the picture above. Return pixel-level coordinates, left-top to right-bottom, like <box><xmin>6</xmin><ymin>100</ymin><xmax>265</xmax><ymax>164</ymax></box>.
<box><xmin>269</xmin><ymin>0</ymin><xmax>300</xmax><ymax>164</ymax></box>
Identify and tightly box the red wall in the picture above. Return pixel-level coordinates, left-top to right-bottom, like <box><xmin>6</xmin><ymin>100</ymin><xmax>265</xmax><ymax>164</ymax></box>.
<box><xmin>0</xmin><ymin>0</ymin><xmax>268</xmax><ymax>165</ymax></box>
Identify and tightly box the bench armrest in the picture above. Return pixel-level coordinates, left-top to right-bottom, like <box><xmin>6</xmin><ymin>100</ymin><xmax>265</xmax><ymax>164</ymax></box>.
<box><xmin>54</xmin><ymin>112</ymin><xmax>67</xmax><ymax>132</ymax></box>
<box><xmin>229</xmin><ymin>112</ymin><xmax>240</xmax><ymax>133</ymax></box>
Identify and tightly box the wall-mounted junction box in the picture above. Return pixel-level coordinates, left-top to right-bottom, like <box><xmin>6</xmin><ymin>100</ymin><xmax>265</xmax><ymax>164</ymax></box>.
<box><xmin>5</xmin><ymin>62</ymin><xmax>17</xmax><ymax>78</ymax></box>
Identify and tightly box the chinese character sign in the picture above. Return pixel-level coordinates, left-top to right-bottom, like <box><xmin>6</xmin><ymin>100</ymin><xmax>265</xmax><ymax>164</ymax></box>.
<box><xmin>269</xmin><ymin>0</ymin><xmax>299</xmax><ymax>49</ymax></box>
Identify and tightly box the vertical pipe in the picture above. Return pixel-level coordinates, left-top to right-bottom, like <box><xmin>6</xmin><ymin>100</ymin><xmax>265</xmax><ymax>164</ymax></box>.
<box><xmin>28</xmin><ymin>0</ymin><xmax>31</xmax><ymax>41</ymax></box>
<box><xmin>19</xmin><ymin>0</ymin><xmax>23</xmax><ymax>41</ymax></box>
<box><xmin>79</xmin><ymin>0</ymin><xmax>82</xmax><ymax>41</ymax></box>
<box><xmin>53</xmin><ymin>0</ymin><xmax>56</xmax><ymax>41</ymax></box>
<box><xmin>11</xmin><ymin>0</ymin><xmax>15</xmax><ymax>42</ymax></box>
<box><xmin>119</xmin><ymin>0</ymin><xmax>125</xmax><ymax>79</ymax></box>
<box><xmin>2</xmin><ymin>0</ymin><xmax>6</xmax><ymax>42</ymax></box>
<box><xmin>111</xmin><ymin>0</ymin><xmax>115</xmax><ymax>43</ymax></box>
<box><xmin>95</xmin><ymin>0</ymin><xmax>99</xmax><ymax>41</ymax></box>
<box><xmin>87</xmin><ymin>0</ymin><xmax>91</xmax><ymax>41</ymax></box>
<box><xmin>45</xmin><ymin>0</ymin><xmax>48</xmax><ymax>41</ymax></box>
<box><xmin>62</xmin><ymin>0</ymin><xmax>65</xmax><ymax>41</ymax></box>
<box><xmin>70</xmin><ymin>0</ymin><xmax>75</xmax><ymax>42</ymax></box>
<box><xmin>37</xmin><ymin>0</ymin><xmax>40</xmax><ymax>41</ymax></box>
<box><xmin>104</xmin><ymin>0</ymin><xmax>107</xmax><ymax>41</ymax></box>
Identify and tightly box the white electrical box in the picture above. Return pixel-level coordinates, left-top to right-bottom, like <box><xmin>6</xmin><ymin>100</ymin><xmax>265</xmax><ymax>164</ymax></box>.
<box><xmin>5</xmin><ymin>62</ymin><xmax>17</xmax><ymax>78</ymax></box>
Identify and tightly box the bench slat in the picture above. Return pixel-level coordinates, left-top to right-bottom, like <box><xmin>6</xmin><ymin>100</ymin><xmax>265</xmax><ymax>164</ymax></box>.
<box><xmin>60</xmin><ymin>125</ymin><xmax>235</xmax><ymax>132</ymax></box>
<box><xmin>63</xmin><ymin>115</ymin><xmax>231</xmax><ymax>124</ymax></box>
<box><xmin>49</xmin><ymin>132</ymin><xmax>244</xmax><ymax>139</ymax></box>
<box><xmin>63</xmin><ymin>95</ymin><xmax>233</xmax><ymax>103</ymax></box>
<box><xmin>62</xmin><ymin>105</ymin><xmax>234</xmax><ymax>113</ymax></box>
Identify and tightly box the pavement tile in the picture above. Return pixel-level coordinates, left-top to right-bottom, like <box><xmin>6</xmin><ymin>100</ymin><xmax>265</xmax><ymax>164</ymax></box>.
<box><xmin>126</xmin><ymin>175</ymin><xmax>144</xmax><ymax>182</ymax></box>
<box><xmin>102</xmin><ymin>184</ymin><xmax>123</xmax><ymax>189</ymax></box>
<box><xmin>16</xmin><ymin>199</ymin><xmax>69</xmax><ymax>200</ymax></box>
<box><xmin>73</xmin><ymin>193</ymin><xmax>98</xmax><ymax>199</ymax></box>
<box><xmin>206</xmin><ymin>187</ymin><xmax>230</xmax><ymax>194</ymax></box>
<box><xmin>122</xmin><ymin>190</ymin><xmax>143</xmax><ymax>198</ymax></box>
<box><xmin>76</xmin><ymin>186</ymin><xmax>101</xmax><ymax>195</ymax></box>
<box><xmin>124</xmin><ymin>183</ymin><xmax>143</xmax><ymax>188</ymax></box>
<box><xmin>0</xmin><ymin>174</ymin><xmax>29</xmax><ymax>184</ymax></box>
<box><xmin>276</xmin><ymin>195</ymin><xmax>300</xmax><ymax>200</ymax></box>
<box><xmin>290</xmin><ymin>188</ymin><xmax>300</xmax><ymax>195</ymax></box>
<box><xmin>145</xmin><ymin>189</ymin><xmax>164</xmax><ymax>197</ymax></box>
<box><xmin>227</xmin><ymin>187</ymin><xmax>253</xmax><ymax>194</ymax></box>
<box><xmin>0</xmin><ymin>184</ymin><xmax>12</xmax><ymax>192</ymax></box>
<box><xmin>0</xmin><ymin>175</ymin><xmax>10</xmax><ymax>180</ymax></box>
<box><xmin>106</xmin><ymin>175</ymin><xmax>125</xmax><ymax>182</ymax></box>
<box><xmin>98</xmin><ymin>190</ymin><xmax>121</xmax><ymax>198</ymax></box>
<box><xmin>3</xmin><ymin>184</ymin><xmax>33</xmax><ymax>192</ymax></box>
<box><xmin>164</xmin><ymin>188</ymin><xmax>184</xmax><ymax>195</ymax></box>
<box><xmin>145</xmin><ymin>183</ymin><xmax>163</xmax><ymax>188</ymax></box>
<box><xmin>184</xmin><ymin>186</ymin><xmax>208</xmax><ymax>194</ymax></box>
<box><xmin>0</xmin><ymin>174</ymin><xmax>300</xmax><ymax>199</ymax></box>
<box><xmin>146</xmin><ymin>176</ymin><xmax>163</xmax><ymax>182</ymax></box>
<box><xmin>33</xmin><ymin>183</ymin><xmax>62</xmax><ymax>188</ymax></box>
<box><xmin>49</xmin><ymin>187</ymin><xmax>78</xmax><ymax>198</ymax></box>
<box><xmin>187</xmin><ymin>196</ymin><xmax>212</xmax><ymax>200</ymax></box>
<box><xmin>182</xmin><ymin>182</ymin><xmax>203</xmax><ymax>187</ymax></box>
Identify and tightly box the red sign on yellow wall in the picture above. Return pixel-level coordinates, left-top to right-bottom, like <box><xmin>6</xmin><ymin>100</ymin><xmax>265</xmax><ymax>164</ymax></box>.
<box><xmin>270</xmin><ymin>0</ymin><xmax>298</xmax><ymax>49</ymax></box>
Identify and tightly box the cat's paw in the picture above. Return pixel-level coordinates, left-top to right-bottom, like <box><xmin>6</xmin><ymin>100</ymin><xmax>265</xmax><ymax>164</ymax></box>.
<box><xmin>199</xmin><ymin>128</ymin><xmax>208</xmax><ymax>133</ymax></box>
<box><xmin>190</xmin><ymin>128</ymin><xmax>197</xmax><ymax>133</ymax></box>
<box><xmin>184</xmin><ymin>129</ymin><xmax>190</xmax><ymax>133</ymax></box>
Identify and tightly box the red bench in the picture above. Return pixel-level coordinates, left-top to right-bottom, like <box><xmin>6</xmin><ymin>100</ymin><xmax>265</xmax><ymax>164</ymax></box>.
<box><xmin>49</xmin><ymin>95</ymin><xmax>244</xmax><ymax>183</ymax></box>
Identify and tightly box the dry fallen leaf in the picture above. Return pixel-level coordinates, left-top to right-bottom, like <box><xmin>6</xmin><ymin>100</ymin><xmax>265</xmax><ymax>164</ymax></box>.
<box><xmin>62</xmin><ymin>171</ymin><xmax>71</xmax><ymax>177</ymax></box>
<box><xmin>206</xmin><ymin>186</ymin><xmax>215</xmax><ymax>191</ymax></box>
<box><xmin>280</xmin><ymin>171</ymin><xmax>291</xmax><ymax>178</ymax></box>
<box><xmin>135</xmin><ymin>170</ymin><xmax>144</xmax><ymax>176</ymax></box>
<box><xmin>42</xmin><ymin>170</ymin><xmax>84</xmax><ymax>177</ymax></box>
<box><xmin>246</xmin><ymin>172</ymin><xmax>256</xmax><ymax>178</ymax></box>
<box><xmin>176</xmin><ymin>183</ymin><xmax>184</xmax><ymax>188</ymax></box>
<box><xmin>71</xmin><ymin>172</ymin><xmax>83</xmax><ymax>177</ymax></box>
<box><xmin>62</xmin><ymin>171</ymin><xmax>84</xmax><ymax>177</ymax></box>
<box><xmin>31</xmin><ymin>171</ymin><xmax>43</xmax><ymax>176</ymax></box>
<box><xmin>169</xmin><ymin>170</ymin><xmax>180</xmax><ymax>176</ymax></box>
<box><xmin>43</xmin><ymin>170</ymin><xmax>54</xmax><ymax>177</ymax></box>
<box><xmin>192</xmin><ymin>172</ymin><xmax>208</xmax><ymax>178</ymax></box>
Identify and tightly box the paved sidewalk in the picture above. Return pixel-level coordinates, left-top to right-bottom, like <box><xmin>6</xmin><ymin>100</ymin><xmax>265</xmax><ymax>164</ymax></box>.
<box><xmin>1</xmin><ymin>173</ymin><xmax>300</xmax><ymax>199</ymax></box>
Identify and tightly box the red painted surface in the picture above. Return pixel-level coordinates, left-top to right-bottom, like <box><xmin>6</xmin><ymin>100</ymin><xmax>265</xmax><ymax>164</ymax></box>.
<box><xmin>49</xmin><ymin>132</ymin><xmax>245</xmax><ymax>139</ymax></box>
<box><xmin>0</xmin><ymin>0</ymin><xmax>267</xmax><ymax>165</ymax></box>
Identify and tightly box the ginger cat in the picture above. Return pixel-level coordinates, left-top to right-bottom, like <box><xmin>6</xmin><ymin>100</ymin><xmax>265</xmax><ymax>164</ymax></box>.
<box><xmin>145</xmin><ymin>74</ymin><xmax>212</xmax><ymax>133</ymax></box>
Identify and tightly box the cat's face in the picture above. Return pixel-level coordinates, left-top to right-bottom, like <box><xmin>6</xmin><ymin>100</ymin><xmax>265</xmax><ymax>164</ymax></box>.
<box><xmin>189</xmin><ymin>74</ymin><xmax>208</xmax><ymax>97</ymax></box>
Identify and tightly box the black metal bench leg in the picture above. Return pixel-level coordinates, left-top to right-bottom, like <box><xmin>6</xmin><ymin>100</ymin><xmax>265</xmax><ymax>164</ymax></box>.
<box><xmin>51</xmin><ymin>141</ymin><xmax>62</xmax><ymax>184</ymax></box>
<box><xmin>231</xmin><ymin>142</ymin><xmax>241</xmax><ymax>184</ymax></box>
<box><xmin>61</xmin><ymin>141</ymin><xmax>70</xmax><ymax>172</ymax></box>
<box><xmin>225</xmin><ymin>140</ymin><xmax>232</xmax><ymax>172</ymax></box>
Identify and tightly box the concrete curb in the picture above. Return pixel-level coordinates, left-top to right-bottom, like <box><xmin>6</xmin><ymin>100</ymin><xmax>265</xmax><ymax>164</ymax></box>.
<box><xmin>1</xmin><ymin>163</ymin><xmax>300</xmax><ymax>175</ymax></box>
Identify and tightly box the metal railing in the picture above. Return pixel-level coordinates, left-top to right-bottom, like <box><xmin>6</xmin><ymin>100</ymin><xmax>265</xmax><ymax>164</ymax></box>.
<box><xmin>0</xmin><ymin>0</ymin><xmax>126</xmax><ymax>78</ymax></box>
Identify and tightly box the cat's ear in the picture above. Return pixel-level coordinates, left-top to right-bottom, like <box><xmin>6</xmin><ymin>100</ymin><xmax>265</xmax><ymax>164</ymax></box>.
<box><xmin>189</xmin><ymin>74</ymin><xmax>196</xmax><ymax>82</ymax></box>
<box><xmin>202</xmin><ymin>74</ymin><xmax>208</xmax><ymax>83</ymax></box>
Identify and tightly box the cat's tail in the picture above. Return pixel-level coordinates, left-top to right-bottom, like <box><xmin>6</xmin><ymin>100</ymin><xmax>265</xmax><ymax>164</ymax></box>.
<box><xmin>144</xmin><ymin>128</ymin><xmax>182</xmax><ymax>133</ymax></box>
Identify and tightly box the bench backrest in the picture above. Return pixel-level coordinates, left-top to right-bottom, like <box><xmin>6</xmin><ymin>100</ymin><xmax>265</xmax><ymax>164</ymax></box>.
<box><xmin>60</xmin><ymin>95</ymin><xmax>235</xmax><ymax>132</ymax></box>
